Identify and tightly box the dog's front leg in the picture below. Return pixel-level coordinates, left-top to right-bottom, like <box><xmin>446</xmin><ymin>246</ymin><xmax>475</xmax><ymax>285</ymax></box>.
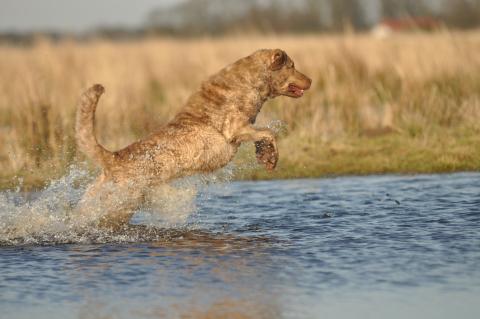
<box><xmin>233</xmin><ymin>126</ymin><xmax>278</xmax><ymax>170</ymax></box>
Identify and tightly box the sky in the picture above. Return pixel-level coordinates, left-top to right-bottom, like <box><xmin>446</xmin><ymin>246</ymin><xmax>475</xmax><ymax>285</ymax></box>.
<box><xmin>0</xmin><ymin>0</ymin><xmax>183</xmax><ymax>33</ymax></box>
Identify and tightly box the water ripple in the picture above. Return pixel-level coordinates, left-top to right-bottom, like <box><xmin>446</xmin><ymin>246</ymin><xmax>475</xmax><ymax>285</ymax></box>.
<box><xmin>1</xmin><ymin>172</ymin><xmax>480</xmax><ymax>318</ymax></box>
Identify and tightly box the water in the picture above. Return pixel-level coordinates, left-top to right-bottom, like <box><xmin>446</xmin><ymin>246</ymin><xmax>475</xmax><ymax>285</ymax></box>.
<box><xmin>1</xmin><ymin>172</ymin><xmax>479</xmax><ymax>318</ymax></box>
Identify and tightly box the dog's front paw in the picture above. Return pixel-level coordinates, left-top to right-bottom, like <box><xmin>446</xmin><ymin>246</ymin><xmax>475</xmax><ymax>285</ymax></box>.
<box><xmin>255</xmin><ymin>139</ymin><xmax>278</xmax><ymax>171</ymax></box>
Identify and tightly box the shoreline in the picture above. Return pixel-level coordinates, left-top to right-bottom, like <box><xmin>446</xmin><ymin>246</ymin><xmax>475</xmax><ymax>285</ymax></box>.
<box><xmin>3</xmin><ymin>131</ymin><xmax>480</xmax><ymax>191</ymax></box>
<box><xmin>2</xmin><ymin>168</ymin><xmax>479</xmax><ymax>192</ymax></box>
<box><xmin>3</xmin><ymin>146</ymin><xmax>479</xmax><ymax>192</ymax></box>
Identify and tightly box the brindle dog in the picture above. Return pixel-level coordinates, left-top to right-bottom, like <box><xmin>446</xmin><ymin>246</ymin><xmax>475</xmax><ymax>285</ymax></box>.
<box><xmin>75</xmin><ymin>49</ymin><xmax>311</xmax><ymax>229</ymax></box>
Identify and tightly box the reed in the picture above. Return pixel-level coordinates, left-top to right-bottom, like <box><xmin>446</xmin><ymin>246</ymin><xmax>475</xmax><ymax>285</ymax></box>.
<box><xmin>1</xmin><ymin>31</ymin><xmax>480</xmax><ymax>189</ymax></box>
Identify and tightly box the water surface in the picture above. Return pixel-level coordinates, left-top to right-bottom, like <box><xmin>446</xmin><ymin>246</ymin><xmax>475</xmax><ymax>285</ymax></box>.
<box><xmin>1</xmin><ymin>172</ymin><xmax>479</xmax><ymax>318</ymax></box>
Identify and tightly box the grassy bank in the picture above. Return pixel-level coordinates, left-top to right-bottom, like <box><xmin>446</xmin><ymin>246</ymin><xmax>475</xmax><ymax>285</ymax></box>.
<box><xmin>1</xmin><ymin>32</ymin><xmax>480</xmax><ymax>190</ymax></box>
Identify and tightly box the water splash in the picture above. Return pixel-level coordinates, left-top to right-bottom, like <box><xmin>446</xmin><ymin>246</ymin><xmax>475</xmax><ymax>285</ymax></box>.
<box><xmin>266</xmin><ymin>119</ymin><xmax>288</xmax><ymax>136</ymax></box>
<box><xmin>0</xmin><ymin>166</ymin><xmax>88</xmax><ymax>241</ymax></box>
<box><xmin>0</xmin><ymin>164</ymin><xmax>236</xmax><ymax>246</ymax></box>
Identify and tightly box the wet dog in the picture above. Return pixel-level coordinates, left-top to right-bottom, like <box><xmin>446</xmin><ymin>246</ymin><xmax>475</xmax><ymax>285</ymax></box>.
<box><xmin>75</xmin><ymin>49</ymin><xmax>311</xmax><ymax>229</ymax></box>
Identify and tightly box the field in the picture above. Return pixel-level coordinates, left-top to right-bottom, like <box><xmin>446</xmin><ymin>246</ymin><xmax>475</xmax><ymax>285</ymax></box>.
<box><xmin>1</xmin><ymin>32</ymin><xmax>480</xmax><ymax>190</ymax></box>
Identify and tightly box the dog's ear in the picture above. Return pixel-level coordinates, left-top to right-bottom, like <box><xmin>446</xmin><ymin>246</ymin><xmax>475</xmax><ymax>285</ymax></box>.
<box><xmin>270</xmin><ymin>49</ymin><xmax>287</xmax><ymax>71</ymax></box>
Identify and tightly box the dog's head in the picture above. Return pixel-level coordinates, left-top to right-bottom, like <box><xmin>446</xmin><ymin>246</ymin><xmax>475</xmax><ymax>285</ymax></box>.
<box><xmin>264</xmin><ymin>49</ymin><xmax>312</xmax><ymax>98</ymax></box>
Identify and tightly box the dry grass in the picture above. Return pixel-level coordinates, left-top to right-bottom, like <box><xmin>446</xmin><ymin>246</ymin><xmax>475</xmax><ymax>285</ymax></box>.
<box><xmin>1</xmin><ymin>31</ymin><xmax>480</xmax><ymax>189</ymax></box>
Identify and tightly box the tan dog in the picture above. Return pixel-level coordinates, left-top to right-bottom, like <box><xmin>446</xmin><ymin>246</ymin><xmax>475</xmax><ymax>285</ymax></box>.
<box><xmin>75</xmin><ymin>49</ymin><xmax>311</xmax><ymax>229</ymax></box>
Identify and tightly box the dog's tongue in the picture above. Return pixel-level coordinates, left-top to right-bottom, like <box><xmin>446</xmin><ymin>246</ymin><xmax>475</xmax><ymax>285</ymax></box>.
<box><xmin>288</xmin><ymin>84</ymin><xmax>304</xmax><ymax>97</ymax></box>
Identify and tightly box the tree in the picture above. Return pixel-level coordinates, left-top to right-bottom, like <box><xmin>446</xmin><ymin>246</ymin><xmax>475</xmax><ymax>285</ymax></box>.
<box><xmin>330</xmin><ymin>0</ymin><xmax>369</xmax><ymax>31</ymax></box>
<box><xmin>442</xmin><ymin>0</ymin><xmax>480</xmax><ymax>29</ymax></box>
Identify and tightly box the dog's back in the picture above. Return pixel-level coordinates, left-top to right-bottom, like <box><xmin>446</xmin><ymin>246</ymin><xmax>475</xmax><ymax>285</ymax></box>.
<box><xmin>75</xmin><ymin>83</ymin><xmax>238</xmax><ymax>183</ymax></box>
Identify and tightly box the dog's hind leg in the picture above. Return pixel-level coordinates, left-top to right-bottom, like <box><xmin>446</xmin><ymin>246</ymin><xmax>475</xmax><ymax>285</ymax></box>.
<box><xmin>96</xmin><ymin>181</ymin><xmax>146</xmax><ymax>231</ymax></box>
<box><xmin>73</xmin><ymin>176</ymin><xmax>145</xmax><ymax>231</ymax></box>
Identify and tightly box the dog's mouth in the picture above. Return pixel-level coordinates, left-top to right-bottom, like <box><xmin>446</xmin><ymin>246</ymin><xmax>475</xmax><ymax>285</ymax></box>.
<box><xmin>287</xmin><ymin>83</ymin><xmax>306</xmax><ymax>98</ymax></box>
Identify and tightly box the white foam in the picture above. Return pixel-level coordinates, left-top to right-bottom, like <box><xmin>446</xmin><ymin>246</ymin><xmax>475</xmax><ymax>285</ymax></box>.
<box><xmin>0</xmin><ymin>163</ymin><xmax>236</xmax><ymax>246</ymax></box>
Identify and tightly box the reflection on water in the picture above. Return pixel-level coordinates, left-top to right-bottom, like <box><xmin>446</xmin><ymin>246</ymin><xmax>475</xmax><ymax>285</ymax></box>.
<box><xmin>1</xmin><ymin>233</ymin><xmax>281</xmax><ymax>319</ymax></box>
<box><xmin>1</xmin><ymin>172</ymin><xmax>480</xmax><ymax>318</ymax></box>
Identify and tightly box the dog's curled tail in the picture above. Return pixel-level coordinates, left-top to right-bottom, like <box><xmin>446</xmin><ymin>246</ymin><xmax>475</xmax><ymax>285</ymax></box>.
<box><xmin>75</xmin><ymin>84</ymin><xmax>115</xmax><ymax>168</ymax></box>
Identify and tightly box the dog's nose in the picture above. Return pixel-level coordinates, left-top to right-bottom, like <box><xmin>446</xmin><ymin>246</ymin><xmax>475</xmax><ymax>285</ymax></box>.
<box><xmin>305</xmin><ymin>77</ymin><xmax>312</xmax><ymax>90</ymax></box>
<box><xmin>302</xmin><ymin>77</ymin><xmax>312</xmax><ymax>90</ymax></box>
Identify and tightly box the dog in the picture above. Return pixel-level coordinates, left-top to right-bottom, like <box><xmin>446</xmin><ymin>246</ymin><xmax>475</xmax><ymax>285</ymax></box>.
<box><xmin>75</xmin><ymin>49</ymin><xmax>311</xmax><ymax>229</ymax></box>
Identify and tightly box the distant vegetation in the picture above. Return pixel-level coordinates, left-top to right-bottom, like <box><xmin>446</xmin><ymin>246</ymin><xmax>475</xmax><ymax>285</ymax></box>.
<box><xmin>146</xmin><ymin>0</ymin><xmax>480</xmax><ymax>35</ymax></box>
<box><xmin>1</xmin><ymin>31</ymin><xmax>480</xmax><ymax>189</ymax></box>
<box><xmin>2</xmin><ymin>0</ymin><xmax>480</xmax><ymax>43</ymax></box>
